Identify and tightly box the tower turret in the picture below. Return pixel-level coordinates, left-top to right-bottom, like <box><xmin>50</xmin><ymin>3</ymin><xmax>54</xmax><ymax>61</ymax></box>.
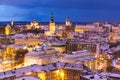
<box><xmin>65</xmin><ymin>16</ymin><xmax>71</xmax><ymax>26</ymax></box>
<box><xmin>10</xmin><ymin>20</ymin><xmax>14</xmax><ymax>27</ymax></box>
<box><xmin>49</xmin><ymin>12</ymin><xmax>55</xmax><ymax>34</ymax></box>
<box><xmin>109</xmin><ymin>26</ymin><xmax>114</xmax><ymax>43</ymax></box>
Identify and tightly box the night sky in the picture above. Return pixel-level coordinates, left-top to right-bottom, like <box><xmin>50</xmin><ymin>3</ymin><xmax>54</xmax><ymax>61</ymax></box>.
<box><xmin>0</xmin><ymin>0</ymin><xmax>120</xmax><ymax>22</ymax></box>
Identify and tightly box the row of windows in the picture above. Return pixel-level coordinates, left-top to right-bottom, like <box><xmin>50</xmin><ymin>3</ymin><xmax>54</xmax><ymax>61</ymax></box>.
<box><xmin>65</xmin><ymin>44</ymin><xmax>97</xmax><ymax>53</ymax></box>
<box><xmin>0</xmin><ymin>76</ymin><xmax>15</xmax><ymax>80</ymax></box>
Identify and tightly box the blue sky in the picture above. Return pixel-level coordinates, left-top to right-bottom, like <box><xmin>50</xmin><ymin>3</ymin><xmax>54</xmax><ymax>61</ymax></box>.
<box><xmin>0</xmin><ymin>0</ymin><xmax>120</xmax><ymax>22</ymax></box>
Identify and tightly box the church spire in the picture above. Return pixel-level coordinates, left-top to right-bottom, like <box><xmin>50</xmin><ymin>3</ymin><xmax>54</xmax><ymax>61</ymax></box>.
<box><xmin>66</xmin><ymin>16</ymin><xmax>71</xmax><ymax>26</ymax></box>
<box><xmin>66</xmin><ymin>16</ymin><xmax>70</xmax><ymax>22</ymax></box>
<box><xmin>109</xmin><ymin>25</ymin><xmax>114</xmax><ymax>43</ymax></box>
<box><xmin>50</xmin><ymin>12</ymin><xmax>54</xmax><ymax>23</ymax></box>
<box><xmin>49</xmin><ymin>12</ymin><xmax>56</xmax><ymax>34</ymax></box>
<box><xmin>10</xmin><ymin>20</ymin><xmax>14</xmax><ymax>27</ymax></box>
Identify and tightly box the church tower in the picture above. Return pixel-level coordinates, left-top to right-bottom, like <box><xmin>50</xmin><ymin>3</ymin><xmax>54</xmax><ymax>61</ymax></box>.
<box><xmin>109</xmin><ymin>26</ymin><xmax>114</xmax><ymax>43</ymax></box>
<box><xmin>5</xmin><ymin>24</ymin><xmax>11</xmax><ymax>35</ymax></box>
<box><xmin>30</xmin><ymin>19</ymin><xmax>40</xmax><ymax>29</ymax></box>
<box><xmin>65</xmin><ymin>16</ymin><xmax>71</xmax><ymax>26</ymax></box>
<box><xmin>10</xmin><ymin>20</ymin><xmax>14</xmax><ymax>27</ymax></box>
<box><xmin>49</xmin><ymin>13</ymin><xmax>55</xmax><ymax>34</ymax></box>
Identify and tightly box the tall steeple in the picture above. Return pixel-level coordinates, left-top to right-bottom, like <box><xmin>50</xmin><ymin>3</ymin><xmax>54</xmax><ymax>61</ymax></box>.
<box><xmin>109</xmin><ymin>25</ymin><xmax>114</xmax><ymax>43</ymax></box>
<box><xmin>110</xmin><ymin>25</ymin><xmax>112</xmax><ymax>32</ymax></box>
<box><xmin>50</xmin><ymin>12</ymin><xmax>54</xmax><ymax>23</ymax></box>
<box><xmin>66</xmin><ymin>16</ymin><xmax>71</xmax><ymax>26</ymax></box>
<box><xmin>49</xmin><ymin>12</ymin><xmax>55</xmax><ymax>34</ymax></box>
<box><xmin>10</xmin><ymin>20</ymin><xmax>14</xmax><ymax>28</ymax></box>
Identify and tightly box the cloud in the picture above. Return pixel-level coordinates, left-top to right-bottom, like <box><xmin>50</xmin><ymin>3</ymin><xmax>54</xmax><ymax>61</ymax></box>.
<box><xmin>1</xmin><ymin>0</ymin><xmax>120</xmax><ymax>22</ymax></box>
<box><xmin>0</xmin><ymin>0</ymin><xmax>120</xmax><ymax>9</ymax></box>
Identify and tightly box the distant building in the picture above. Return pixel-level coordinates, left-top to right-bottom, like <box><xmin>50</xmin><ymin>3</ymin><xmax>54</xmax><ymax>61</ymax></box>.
<box><xmin>0</xmin><ymin>62</ymin><xmax>85</xmax><ymax>80</ymax></box>
<box><xmin>26</xmin><ymin>19</ymin><xmax>40</xmax><ymax>30</ymax></box>
<box><xmin>24</xmin><ymin>44</ymin><xmax>57</xmax><ymax>66</ymax></box>
<box><xmin>65</xmin><ymin>39</ymin><xmax>100</xmax><ymax>55</ymax></box>
<box><xmin>109</xmin><ymin>26</ymin><xmax>114</xmax><ymax>43</ymax></box>
<box><xmin>49</xmin><ymin>13</ymin><xmax>56</xmax><ymax>34</ymax></box>
<box><xmin>51</xmin><ymin>41</ymin><xmax>66</xmax><ymax>53</ymax></box>
<box><xmin>14</xmin><ymin>33</ymin><xmax>41</xmax><ymax>46</ymax></box>
<box><xmin>65</xmin><ymin>17</ymin><xmax>75</xmax><ymax>32</ymax></box>
<box><xmin>65</xmin><ymin>16</ymin><xmax>71</xmax><ymax>26</ymax></box>
<box><xmin>5</xmin><ymin>24</ymin><xmax>11</xmax><ymax>35</ymax></box>
<box><xmin>10</xmin><ymin>20</ymin><xmax>14</xmax><ymax>28</ymax></box>
<box><xmin>30</xmin><ymin>19</ymin><xmax>40</xmax><ymax>29</ymax></box>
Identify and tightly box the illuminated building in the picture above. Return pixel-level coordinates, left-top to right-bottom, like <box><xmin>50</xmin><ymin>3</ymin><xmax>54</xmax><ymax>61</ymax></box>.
<box><xmin>5</xmin><ymin>24</ymin><xmax>11</xmax><ymax>35</ymax></box>
<box><xmin>75</xmin><ymin>25</ymin><xmax>104</xmax><ymax>33</ymax></box>
<box><xmin>15</xmin><ymin>38</ymin><xmax>40</xmax><ymax>46</ymax></box>
<box><xmin>30</xmin><ymin>19</ymin><xmax>40</xmax><ymax>29</ymax></box>
<box><xmin>14</xmin><ymin>34</ymin><xmax>41</xmax><ymax>46</ymax></box>
<box><xmin>49</xmin><ymin>13</ymin><xmax>56</xmax><ymax>34</ymax></box>
<box><xmin>65</xmin><ymin>39</ymin><xmax>100</xmax><ymax>55</ymax></box>
<box><xmin>46</xmin><ymin>68</ymin><xmax>80</xmax><ymax>80</ymax></box>
<box><xmin>51</xmin><ymin>50</ymin><xmax>97</xmax><ymax>70</ymax></box>
<box><xmin>51</xmin><ymin>41</ymin><xmax>66</xmax><ymax>54</ymax></box>
<box><xmin>21</xmin><ymin>29</ymin><xmax>45</xmax><ymax>38</ymax></box>
<box><xmin>0</xmin><ymin>49</ymin><xmax>4</xmax><ymax>57</ymax></box>
<box><xmin>10</xmin><ymin>20</ymin><xmax>14</xmax><ymax>27</ymax></box>
<box><xmin>24</xmin><ymin>44</ymin><xmax>57</xmax><ymax>66</ymax></box>
<box><xmin>1</xmin><ymin>46</ymin><xmax>16</xmax><ymax>71</ymax></box>
<box><xmin>109</xmin><ymin>26</ymin><xmax>114</xmax><ymax>43</ymax></box>
<box><xmin>96</xmin><ymin>54</ymin><xmax>112</xmax><ymax>71</ymax></box>
<box><xmin>65</xmin><ymin>17</ymin><xmax>75</xmax><ymax>32</ymax></box>
<box><xmin>26</xmin><ymin>19</ymin><xmax>40</xmax><ymax>30</ymax></box>
<box><xmin>3</xmin><ymin>46</ymin><xmax>16</xmax><ymax>61</ymax></box>
<box><xmin>0</xmin><ymin>62</ymin><xmax>84</xmax><ymax>80</ymax></box>
<box><xmin>65</xmin><ymin>16</ymin><xmax>71</xmax><ymax>26</ymax></box>
<box><xmin>0</xmin><ymin>44</ymin><xmax>28</xmax><ymax>71</ymax></box>
<box><xmin>75</xmin><ymin>25</ymin><xmax>85</xmax><ymax>33</ymax></box>
<box><xmin>93</xmin><ymin>22</ymin><xmax>100</xmax><ymax>27</ymax></box>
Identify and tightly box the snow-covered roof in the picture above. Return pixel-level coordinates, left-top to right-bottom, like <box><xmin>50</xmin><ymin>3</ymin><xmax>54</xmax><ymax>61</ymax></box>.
<box><xmin>100</xmin><ymin>72</ymin><xmax>120</xmax><ymax>78</ymax></box>
<box><xmin>51</xmin><ymin>50</ymin><xmax>96</xmax><ymax>64</ymax></box>
<box><xmin>6</xmin><ymin>24</ymin><xmax>11</xmax><ymax>28</ymax></box>
<box><xmin>51</xmin><ymin>42</ymin><xmax>66</xmax><ymax>46</ymax></box>
<box><xmin>26</xmin><ymin>51</ymin><xmax>45</xmax><ymax>58</ymax></box>
<box><xmin>7</xmin><ymin>44</ymin><xmax>25</xmax><ymax>49</ymax></box>
<box><xmin>0</xmin><ymin>62</ymin><xmax>85</xmax><ymax>79</ymax></box>
<box><xmin>82</xmin><ymin>74</ymin><xmax>107</xmax><ymax>80</ymax></box>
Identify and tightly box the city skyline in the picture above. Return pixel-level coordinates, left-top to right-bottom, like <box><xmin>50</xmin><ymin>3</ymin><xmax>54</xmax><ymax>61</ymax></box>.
<box><xmin>1</xmin><ymin>1</ymin><xmax>120</xmax><ymax>79</ymax></box>
<box><xmin>1</xmin><ymin>0</ymin><xmax>120</xmax><ymax>22</ymax></box>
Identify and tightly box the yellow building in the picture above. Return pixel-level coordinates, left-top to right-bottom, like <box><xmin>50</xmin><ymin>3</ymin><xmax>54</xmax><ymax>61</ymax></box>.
<box><xmin>75</xmin><ymin>27</ymin><xmax>85</xmax><ymax>33</ymax></box>
<box><xmin>49</xmin><ymin>13</ymin><xmax>56</xmax><ymax>34</ymax></box>
<box><xmin>3</xmin><ymin>46</ymin><xmax>16</xmax><ymax>61</ymax></box>
<box><xmin>37</xmin><ymin>62</ymin><xmax>82</xmax><ymax>80</ymax></box>
<box><xmin>15</xmin><ymin>39</ymin><xmax>41</xmax><ymax>46</ymax></box>
<box><xmin>5</xmin><ymin>24</ymin><xmax>11</xmax><ymax>35</ymax></box>
<box><xmin>45</xmin><ymin>69</ymin><xmax>80</xmax><ymax>80</ymax></box>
